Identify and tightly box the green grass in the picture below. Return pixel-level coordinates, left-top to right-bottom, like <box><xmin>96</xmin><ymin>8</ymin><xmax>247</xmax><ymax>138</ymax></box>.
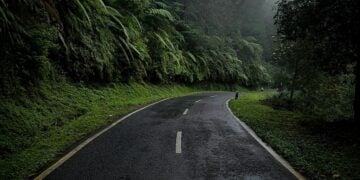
<box><xmin>0</xmin><ymin>82</ymin><xmax>236</xmax><ymax>179</ymax></box>
<box><xmin>229</xmin><ymin>91</ymin><xmax>360</xmax><ymax>179</ymax></box>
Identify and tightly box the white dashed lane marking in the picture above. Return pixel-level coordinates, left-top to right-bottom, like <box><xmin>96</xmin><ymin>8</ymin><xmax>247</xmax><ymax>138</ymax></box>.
<box><xmin>176</xmin><ymin>131</ymin><xmax>182</xmax><ymax>154</ymax></box>
<box><xmin>183</xmin><ymin>108</ymin><xmax>189</xmax><ymax>115</ymax></box>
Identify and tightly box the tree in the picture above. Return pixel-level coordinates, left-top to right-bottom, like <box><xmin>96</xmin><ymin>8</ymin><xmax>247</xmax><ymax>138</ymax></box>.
<box><xmin>275</xmin><ymin>0</ymin><xmax>360</xmax><ymax>121</ymax></box>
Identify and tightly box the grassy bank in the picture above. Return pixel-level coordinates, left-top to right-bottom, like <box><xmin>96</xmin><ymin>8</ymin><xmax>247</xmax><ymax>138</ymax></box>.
<box><xmin>229</xmin><ymin>91</ymin><xmax>360</xmax><ymax>179</ymax></box>
<box><xmin>0</xmin><ymin>82</ymin><xmax>235</xmax><ymax>179</ymax></box>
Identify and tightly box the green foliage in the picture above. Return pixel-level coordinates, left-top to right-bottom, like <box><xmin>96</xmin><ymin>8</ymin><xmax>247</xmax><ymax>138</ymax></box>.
<box><xmin>273</xmin><ymin>0</ymin><xmax>359</xmax><ymax>122</ymax></box>
<box><xmin>295</xmin><ymin>74</ymin><xmax>354</xmax><ymax>122</ymax></box>
<box><xmin>230</xmin><ymin>91</ymin><xmax>360</xmax><ymax>179</ymax></box>
<box><xmin>0</xmin><ymin>0</ymin><xmax>273</xmax><ymax>92</ymax></box>
<box><xmin>178</xmin><ymin>0</ymin><xmax>277</xmax><ymax>60</ymax></box>
<box><xmin>147</xmin><ymin>8</ymin><xmax>174</xmax><ymax>21</ymax></box>
<box><xmin>0</xmin><ymin>15</ymin><xmax>59</xmax><ymax>94</ymax></box>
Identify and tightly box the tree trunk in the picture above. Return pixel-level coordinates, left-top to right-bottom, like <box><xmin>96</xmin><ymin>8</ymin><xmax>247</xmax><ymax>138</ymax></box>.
<box><xmin>289</xmin><ymin>77</ymin><xmax>296</xmax><ymax>101</ymax></box>
<box><xmin>355</xmin><ymin>61</ymin><xmax>360</xmax><ymax>122</ymax></box>
<box><xmin>289</xmin><ymin>59</ymin><xmax>299</xmax><ymax>102</ymax></box>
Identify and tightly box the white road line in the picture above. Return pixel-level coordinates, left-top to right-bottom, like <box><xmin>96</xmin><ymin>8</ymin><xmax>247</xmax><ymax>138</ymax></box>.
<box><xmin>225</xmin><ymin>99</ymin><xmax>305</xmax><ymax>180</ymax></box>
<box><xmin>195</xmin><ymin>99</ymin><xmax>201</xmax><ymax>103</ymax></box>
<box><xmin>211</xmin><ymin>95</ymin><xmax>217</xmax><ymax>98</ymax></box>
<box><xmin>183</xmin><ymin>108</ymin><xmax>189</xmax><ymax>115</ymax></box>
<box><xmin>34</xmin><ymin>98</ymin><xmax>171</xmax><ymax>180</ymax></box>
<box><xmin>176</xmin><ymin>131</ymin><xmax>182</xmax><ymax>154</ymax></box>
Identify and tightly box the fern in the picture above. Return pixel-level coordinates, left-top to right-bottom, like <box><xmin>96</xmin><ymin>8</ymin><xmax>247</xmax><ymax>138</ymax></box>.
<box><xmin>153</xmin><ymin>1</ymin><xmax>169</xmax><ymax>9</ymax></box>
<box><xmin>147</xmin><ymin>8</ymin><xmax>175</xmax><ymax>21</ymax></box>
<box><xmin>154</xmin><ymin>33</ymin><xmax>170</xmax><ymax>49</ymax></box>
<box><xmin>0</xmin><ymin>0</ymin><xmax>272</xmax><ymax>92</ymax></box>
<box><xmin>74</xmin><ymin>0</ymin><xmax>92</xmax><ymax>26</ymax></box>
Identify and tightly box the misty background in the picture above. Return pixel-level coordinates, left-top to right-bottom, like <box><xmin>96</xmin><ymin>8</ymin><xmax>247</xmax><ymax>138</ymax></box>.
<box><xmin>180</xmin><ymin>0</ymin><xmax>277</xmax><ymax>60</ymax></box>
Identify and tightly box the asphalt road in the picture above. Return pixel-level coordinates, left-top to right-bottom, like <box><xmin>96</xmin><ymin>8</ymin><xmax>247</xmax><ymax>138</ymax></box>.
<box><xmin>45</xmin><ymin>92</ymin><xmax>297</xmax><ymax>180</ymax></box>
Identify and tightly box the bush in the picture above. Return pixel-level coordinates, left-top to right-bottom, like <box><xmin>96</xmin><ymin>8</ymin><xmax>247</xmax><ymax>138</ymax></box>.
<box><xmin>295</xmin><ymin>74</ymin><xmax>354</xmax><ymax>122</ymax></box>
<box><xmin>269</xmin><ymin>74</ymin><xmax>355</xmax><ymax>122</ymax></box>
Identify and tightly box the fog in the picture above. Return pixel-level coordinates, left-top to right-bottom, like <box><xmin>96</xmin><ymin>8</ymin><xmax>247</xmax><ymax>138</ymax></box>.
<box><xmin>181</xmin><ymin>0</ymin><xmax>277</xmax><ymax>60</ymax></box>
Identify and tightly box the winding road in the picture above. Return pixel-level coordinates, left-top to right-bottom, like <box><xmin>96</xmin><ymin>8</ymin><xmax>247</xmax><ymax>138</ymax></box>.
<box><xmin>40</xmin><ymin>92</ymin><xmax>298</xmax><ymax>180</ymax></box>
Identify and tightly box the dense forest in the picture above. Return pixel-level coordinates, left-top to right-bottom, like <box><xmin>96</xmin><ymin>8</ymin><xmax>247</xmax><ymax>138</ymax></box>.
<box><xmin>0</xmin><ymin>0</ymin><xmax>274</xmax><ymax>94</ymax></box>
<box><xmin>1</xmin><ymin>0</ymin><xmax>359</xmax><ymax>179</ymax></box>
<box><xmin>273</xmin><ymin>0</ymin><xmax>359</xmax><ymax>123</ymax></box>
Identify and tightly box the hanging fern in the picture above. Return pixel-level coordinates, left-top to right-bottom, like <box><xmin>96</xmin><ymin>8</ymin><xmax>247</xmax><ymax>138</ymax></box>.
<box><xmin>0</xmin><ymin>0</ymin><xmax>272</xmax><ymax>92</ymax></box>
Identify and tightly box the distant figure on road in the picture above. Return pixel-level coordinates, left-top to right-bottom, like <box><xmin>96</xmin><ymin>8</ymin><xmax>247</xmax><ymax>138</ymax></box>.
<box><xmin>235</xmin><ymin>92</ymin><xmax>239</xmax><ymax>100</ymax></box>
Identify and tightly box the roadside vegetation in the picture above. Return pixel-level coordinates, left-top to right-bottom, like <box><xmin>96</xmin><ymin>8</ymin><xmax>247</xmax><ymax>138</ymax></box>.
<box><xmin>230</xmin><ymin>91</ymin><xmax>360</xmax><ymax>179</ymax></box>
<box><xmin>272</xmin><ymin>0</ymin><xmax>358</xmax><ymax>123</ymax></box>
<box><xmin>0</xmin><ymin>0</ymin><xmax>273</xmax><ymax>94</ymax></box>
<box><xmin>249</xmin><ymin>2</ymin><xmax>360</xmax><ymax>178</ymax></box>
<box><xmin>1</xmin><ymin>0</ymin><xmax>359</xmax><ymax>179</ymax></box>
<box><xmin>0</xmin><ymin>1</ymin><xmax>274</xmax><ymax>178</ymax></box>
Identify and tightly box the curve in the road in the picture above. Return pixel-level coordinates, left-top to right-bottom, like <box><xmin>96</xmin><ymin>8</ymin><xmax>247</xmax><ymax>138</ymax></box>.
<box><xmin>35</xmin><ymin>92</ymin><xmax>303</xmax><ymax>180</ymax></box>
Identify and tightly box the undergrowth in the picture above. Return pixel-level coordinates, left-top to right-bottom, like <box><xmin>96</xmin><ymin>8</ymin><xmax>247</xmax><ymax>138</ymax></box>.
<box><xmin>229</xmin><ymin>91</ymin><xmax>360</xmax><ymax>179</ymax></box>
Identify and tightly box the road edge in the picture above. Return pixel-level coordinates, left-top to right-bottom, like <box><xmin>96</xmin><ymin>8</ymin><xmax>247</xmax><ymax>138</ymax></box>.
<box><xmin>226</xmin><ymin>99</ymin><xmax>306</xmax><ymax>180</ymax></box>
<box><xmin>34</xmin><ymin>97</ymin><xmax>171</xmax><ymax>180</ymax></box>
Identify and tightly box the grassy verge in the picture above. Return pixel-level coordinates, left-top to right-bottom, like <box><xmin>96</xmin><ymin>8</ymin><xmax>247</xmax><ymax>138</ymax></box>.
<box><xmin>229</xmin><ymin>91</ymin><xmax>360</xmax><ymax>179</ymax></box>
<box><xmin>0</xmin><ymin>82</ymin><xmax>234</xmax><ymax>179</ymax></box>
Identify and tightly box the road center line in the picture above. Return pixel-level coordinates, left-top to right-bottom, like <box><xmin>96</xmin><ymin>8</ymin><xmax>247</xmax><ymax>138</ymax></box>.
<box><xmin>176</xmin><ymin>131</ymin><xmax>182</xmax><ymax>154</ymax></box>
<box><xmin>195</xmin><ymin>99</ymin><xmax>201</xmax><ymax>103</ymax></box>
<box><xmin>183</xmin><ymin>108</ymin><xmax>189</xmax><ymax>115</ymax></box>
